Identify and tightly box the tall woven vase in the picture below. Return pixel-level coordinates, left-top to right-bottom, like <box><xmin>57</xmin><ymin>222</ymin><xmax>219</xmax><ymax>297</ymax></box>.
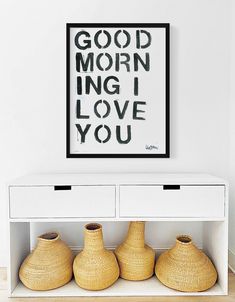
<box><xmin>155</xmin><ymin>235</ymin><xmax>217</xmax><ymax>292</ymax></box>
<box><xmin>73</xmin><ymin>223</ymin><xmax>119</xmax><ymax>290</ymax></box>
<box><xmin>19</xmin><ymin>232</ymin><xmax>73</xmax><ymax>290</ymax></box>
<box><xmin>115</xmin><ymin>221</ymin><xmax>155</xmax><ymax>281</ymax></box>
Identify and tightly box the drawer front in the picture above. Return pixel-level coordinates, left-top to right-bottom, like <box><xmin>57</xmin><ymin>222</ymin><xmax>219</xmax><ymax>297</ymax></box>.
<box><xmin>120</xmin><ymin>185</ymin><xmax>224</xmax><ymax>218</ymax></box>
<box><xmin>10</xmin><ymin>186</ymin><xmax>116</xmax><ymax>218</ymax></box>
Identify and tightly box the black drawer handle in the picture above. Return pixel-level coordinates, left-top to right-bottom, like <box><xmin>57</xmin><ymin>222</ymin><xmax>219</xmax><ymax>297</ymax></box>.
<box><xmin>163</xmin><ymin>185</ymin><xmax>180</xmax><ymax>190</ymax></box>
<box><xmin>54</xmin><ymin>186</ymin><xmax>71</xmax><ymax>191</ymax></box>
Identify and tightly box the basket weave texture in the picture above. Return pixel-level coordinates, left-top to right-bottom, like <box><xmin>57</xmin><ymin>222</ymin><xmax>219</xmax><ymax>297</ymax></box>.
<box><xmin>115</xmin><ymin>221</ymin><xmax>155</xmax><ymax>281</ymax></box>
<box><xmin>19</xmin><ymin>232</ymin><xmax>73</xmax><ymax>291</ymax></box>
<box><xmin>155</xmin><ymin>235</ymin><xmax>217</xmax><ymax>292</ymax></box>
<box><xmin>73</xmin><ymin>223</ymin><xmax>119</xmax><ymax>290</ymax></box>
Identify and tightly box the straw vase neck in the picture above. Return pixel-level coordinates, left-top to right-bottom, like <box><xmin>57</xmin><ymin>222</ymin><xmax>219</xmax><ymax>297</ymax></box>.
<box><xmin>174</xmin><ymin>240</ymin><xmax>192</xmax><ymax>251</ymax></box>
<box><xmin>37</xmin><ymin>233</ymin><xmax>60</xmax><ymax>250</ymax></box>
<box><xmin>171</xmin><ymin>235</ymin><xmax>195</xmax><ymax>255</ymax></box>
<box><xmin>84</xmin><ymin>227</ymin><xmax>104</xmax><ymax>252</ymax></box>
<box><xmin>124</xmin><ymin>221</ymin><xmax>145</xmax><ymax>248</ymax></box>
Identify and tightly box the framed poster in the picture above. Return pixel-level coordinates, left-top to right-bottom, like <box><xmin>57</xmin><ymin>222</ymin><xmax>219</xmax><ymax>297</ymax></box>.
<box><xmin>66</xmin><ymin>23</ymin><xmax>169</xmax><ymax>158</ymax></box>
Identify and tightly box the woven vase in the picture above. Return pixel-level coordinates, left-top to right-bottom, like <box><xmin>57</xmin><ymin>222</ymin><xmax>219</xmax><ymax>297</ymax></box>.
<box><xmin>19</xmin><ymin>232</ymin><xmax>73</xmax><ymax>290</ymax></box>
<box><xmin>73</xmin><ymin>223</ymin><xmax>119</xmax><ymax>290</ymax></box>
<box><xmin>155</xmin><ymin>235</ymin><xmax>217</xmax><ymax>292</ymax></box>
<box><xmin>115</xmin><ymin>221</ymin><xmax>155</xmax><ymax>281</ymax></box>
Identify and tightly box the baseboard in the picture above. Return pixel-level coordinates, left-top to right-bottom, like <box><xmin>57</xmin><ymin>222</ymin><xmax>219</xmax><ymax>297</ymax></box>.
<box><xmin>69</xmin><ymin>246</ymin><xmax>169</xmax><ymax>252</ymax></box>
<box><xmin>69</xmin><ymin>246</ymin><xmax>181</xmax><ymax>256</ymax></box>
<box><xmin>229</xmin><ymin>249</ymin><xmax>235</xmax><ymax>273</ymax></box>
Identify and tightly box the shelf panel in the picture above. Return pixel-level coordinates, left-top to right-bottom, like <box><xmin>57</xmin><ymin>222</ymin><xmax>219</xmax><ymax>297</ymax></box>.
<box><xmin>12</xmin><ymin>278</ymin><xmax>225</xmax><ymax>297</ymax></box>
<box><xmin>9</xmin><ymin>173</ymin><xmax>227</xmax><ymax>186</ymax></box>
<box><xmin>9</xmin><ymin>217</ymin><xmax>226</xmax><ymax>223</ymax></box>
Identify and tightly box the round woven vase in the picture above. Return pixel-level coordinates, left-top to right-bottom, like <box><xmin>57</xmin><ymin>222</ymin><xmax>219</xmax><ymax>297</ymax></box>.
<box><xmin>73</xmin><ymin>223</ymin><xmax>119</xmax><ymax>290</ymax></box>
<box><xmin>19</xmin><ymin>232</ymin><xmax>73</xmax><ymax>291</ymax></box>
<box><xmin>115</xmin><ymin>221</ymin><xmax>155</xmax><ymax>281</ymax></box>
<box><xmin>155</xmin><ymin>235</ymin><xmax>217</xmax><ymax>292</ymax></box>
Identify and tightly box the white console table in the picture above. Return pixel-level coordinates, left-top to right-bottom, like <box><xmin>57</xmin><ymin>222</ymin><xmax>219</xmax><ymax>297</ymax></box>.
<box><xmin>8</xmin><ymin>173</ymin><xmax>228</xmax><ymax>297</ymax></box>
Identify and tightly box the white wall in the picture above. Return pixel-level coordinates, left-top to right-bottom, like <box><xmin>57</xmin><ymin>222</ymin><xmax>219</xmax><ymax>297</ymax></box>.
<box><xmin>229</xmin><ymin>0</ymin><xmax>235</xmax><ymax>271</ymax></box>
<box><xmin>0</xmin><ymin>0</ymin><xmax>232</xmax><ymax>266</ymax></box>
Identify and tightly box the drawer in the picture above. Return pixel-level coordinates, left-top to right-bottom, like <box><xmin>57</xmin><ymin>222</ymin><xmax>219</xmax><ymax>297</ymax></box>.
<box><xmin>119</xmin><ymin>185</ymin><xmax>224</xmax><ymax>218</ymax></box>
<box><xmin>10</xmin><ymin>185</ymin><xmax>116</xmax><ymax>218</ymax></box>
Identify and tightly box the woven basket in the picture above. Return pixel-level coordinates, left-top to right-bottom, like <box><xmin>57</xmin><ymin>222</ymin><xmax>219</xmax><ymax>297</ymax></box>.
<box><xmin>155</xmin><ymin>235</ymin><xmax>217</xmax><ymax>292</ymax></box>
<box><xmin>115</xmin><ymin>221</ymin><xmax>155</xmax><ymax>281</ymax></box>
<box><xmin>19</xmin><ymin>232</ymin><xmax>73</xmax><ymax>291</ymax></box>
<box><xmin>73</xmin><ymin>223</ymin><xmax>119</xmax><ymax>290</ymax></box>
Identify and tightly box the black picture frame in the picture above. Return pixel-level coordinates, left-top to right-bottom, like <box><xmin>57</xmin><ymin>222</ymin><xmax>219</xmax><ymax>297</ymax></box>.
<box><xmin>66</xmin><ymin>23</ymin><xmax>170</xmax><ymax>158</ymax></box>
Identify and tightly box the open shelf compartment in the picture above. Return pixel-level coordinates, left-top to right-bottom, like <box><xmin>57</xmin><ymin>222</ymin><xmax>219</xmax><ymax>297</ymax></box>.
<box><xmin>8</xmin><ymin>220</ymin><xmax>228</xmax><ymax>297</ymax></box>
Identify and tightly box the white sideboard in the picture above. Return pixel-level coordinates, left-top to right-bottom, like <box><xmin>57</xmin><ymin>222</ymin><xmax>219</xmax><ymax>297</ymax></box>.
<box><xmin>7</xmin><ymin>173</ymin><xmax>228</xmax><ymax>297</ymax></box>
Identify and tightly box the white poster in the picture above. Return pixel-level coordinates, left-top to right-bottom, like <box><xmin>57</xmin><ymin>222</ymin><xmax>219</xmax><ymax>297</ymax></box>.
<box><xmin>66</xmin><ymin>23</ymin><xmax>169</xmax><ymax>158</ymax></box>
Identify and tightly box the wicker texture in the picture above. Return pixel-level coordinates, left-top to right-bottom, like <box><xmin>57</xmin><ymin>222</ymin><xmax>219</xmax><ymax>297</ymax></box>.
<box><xmin>19</xmin><ymin>232</ymin><xmax>73</xmax><ymax>291</ymax></box>
<box><xmin>115</xmin><ymin>221</ymin><xmax>155</xmax><ymax>281</ymax></box>
<box><xmin>155</xmin><ymin>235</ymin><xmax>217</xmax><ymax>292</ymax></box>
<box><xmin>73</xmin><ymin>223</ymin><xmax>119</xmax><ymax>290</ymax></box>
